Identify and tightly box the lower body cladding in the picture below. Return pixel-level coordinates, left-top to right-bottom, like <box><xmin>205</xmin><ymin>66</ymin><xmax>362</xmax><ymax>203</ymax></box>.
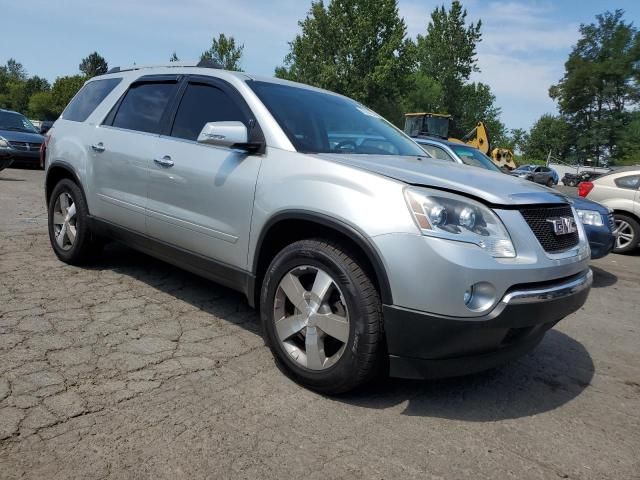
<box><xmin>384</xmin><ymin>269</ymin><xmax>592</xmax><ymax>379</ymax></box>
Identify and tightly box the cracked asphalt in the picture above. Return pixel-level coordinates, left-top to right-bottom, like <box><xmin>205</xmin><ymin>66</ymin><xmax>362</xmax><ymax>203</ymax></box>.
<box><xmin>1</xmin><ymin>168</ymin><xmax>639</xmax><ymax>479</ymax></box>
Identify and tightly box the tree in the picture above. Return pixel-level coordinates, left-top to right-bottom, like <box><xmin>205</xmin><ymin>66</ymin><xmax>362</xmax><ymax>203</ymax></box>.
<box><xmin>523</xmin><ymin>114</ymin><xmax>571</xmax><ymax>162</ymax></box>
<box><xmin>201</xmin><ymin>34</ymin><xmax>244</xmax><ymax>71</ymax></box>
<box><xmin>456</xmin><ymin>82</ymin><xmax>504</xmax><ymax>144</ymax></box>
<box><xmin>28</xmin><ymin>91</ymin><xmax>57</xmax><ymax>120</ymax></box>
<box><xmin>506</xmin><ymin>128</ymin><xmax>528</xmax><ymax>155</ymax></box>
<box><xmin>276</xmin><ymin>0</ymin><xmax>414</xmax><ymax>123</ymax></box>
<box><xmin>169</xmin><ymin>52</ymin><xmax>179</xmax><ymax>62</ymax></box>
<box><xmin>617</xmin><ymin>111</ymin><xmax>640</xmax><ymax>164</ymax></box>
<box><xmin>79</xmin><ymin>52</ymin><xmax>108</xmax><ymax>78</ymax></box>
<box><xmin>401</xmin><ymin>72</ymin><xmax>444</xmax><ymax>116</ymax></box>
<box><xmin>29</xmin><ymin>75</ymin><xmax>87</xmax><ymax>119</ymax></box>
<box><xmin>416</xmin><ymin>1</ymin><xmax>482</xmax><ymax>121</ymax></box>
<box><xmin>550</xmin><ymin>10</ymin><xmax>640</xmax><ymax>164</ymax></box>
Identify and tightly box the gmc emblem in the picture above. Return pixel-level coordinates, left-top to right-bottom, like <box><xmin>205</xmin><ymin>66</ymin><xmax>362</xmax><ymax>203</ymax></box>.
<box><xmin>547</xmin><ymin>217</ymin><xmax>577</xmax><ymax>236</ymax></box>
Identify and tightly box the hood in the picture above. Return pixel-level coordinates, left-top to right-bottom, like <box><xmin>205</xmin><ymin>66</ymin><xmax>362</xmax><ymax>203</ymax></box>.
<box><xmin>0</xmin><ymin>129</ymin><xmax>44</xmax><ymax>143</ymax></box>
<box><xmin>313</xmin><ymin>153</ymin><xmax>568</xmax><ymax>206</ymax></box>
<box><xmin>568</xmin><ymin>195</ymin><xmax>609</xmax><ymax>213</ymax></box>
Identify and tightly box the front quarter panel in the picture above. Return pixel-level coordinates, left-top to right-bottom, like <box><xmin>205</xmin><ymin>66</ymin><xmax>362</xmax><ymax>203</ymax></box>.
<box><xmin>248</xmin><ymin>149</ymin><xmax>417</xmax><ymax>268</ymax></box>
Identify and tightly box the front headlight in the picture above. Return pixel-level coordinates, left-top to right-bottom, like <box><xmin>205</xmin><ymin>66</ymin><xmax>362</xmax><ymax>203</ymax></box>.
<box><xmin>404</xmin><ymin>188</ymin><xmax>516</xmax><ymax>258</ymax></box>
<box><xmin>576</xmin><ymin>209</ymin><xmax>604</xmax><ymax>226</ymax></box>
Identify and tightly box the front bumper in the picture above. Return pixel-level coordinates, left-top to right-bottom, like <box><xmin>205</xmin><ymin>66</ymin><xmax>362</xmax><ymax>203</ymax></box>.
<box><xmin>385</xmin><ymin>269</ymin><xmax>592</xmax><ymax>379</ymax></box>
<box><xmin>584</xmin><ymin>224</ymin><xmax>614</xmax><ymax>259</ymax></box>
<box><xmin>5</xmin><ymin>149</ymin><xmax>40</xmax><ymax>167</ymax></box>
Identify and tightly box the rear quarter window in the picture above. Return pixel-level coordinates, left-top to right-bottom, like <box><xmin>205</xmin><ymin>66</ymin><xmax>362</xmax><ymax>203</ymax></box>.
<box><xmin>614</xmin><ymin>175</ymin><xmax>640</xmax><ymax>190</ymax></box>
<box><xmin>62</xmin><ymin>78</ymin><xmax>122</xmax><ymax>122</ymax></box>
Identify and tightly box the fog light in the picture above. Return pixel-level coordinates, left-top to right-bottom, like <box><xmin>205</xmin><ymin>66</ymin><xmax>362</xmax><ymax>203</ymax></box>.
<box><xmin>463</xmin><ymin>287</ymin><xmax>473</xmax><ymax>305</ymax></box>
<box><xmin>464</xmin><ymin>282</ymin><xmax>496</xmax><ymax>312</ymax></box>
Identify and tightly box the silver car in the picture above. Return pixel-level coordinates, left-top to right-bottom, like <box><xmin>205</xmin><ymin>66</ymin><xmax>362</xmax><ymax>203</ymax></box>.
<box><xmin>43</xmin><ymin>62</ymin><xmax>592</xmax><ymax>393</ymax></box>
<box><xmin>579</xmin><ymin>168</ymin><xmax>640</xmax><ymax>253</ymax></box>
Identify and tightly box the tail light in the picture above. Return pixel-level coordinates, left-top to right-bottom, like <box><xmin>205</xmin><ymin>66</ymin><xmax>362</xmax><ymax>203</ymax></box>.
<box><xmin>578</xmin><ymin>181</ymin><xmax>594</xmax><ymax>197</ymax></box>
<box><xmin>40</xmin><ymin>134</ymin><xmax>51</xmax><ymax>169</ymax></box>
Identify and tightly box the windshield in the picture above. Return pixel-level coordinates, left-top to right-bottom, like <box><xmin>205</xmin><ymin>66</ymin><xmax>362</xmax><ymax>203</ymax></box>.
<box><xmin>450</xmin><ymin>145</ymin><xmax>501</xmax><ymax>172</ymax></box>
<box><xmin>248</xmin><ymin>81</ymin><xmax>427</xmax><ymax>156</ymax></box>
<box><xmin>0</xmin><ymin>111</ymin><xmax>38</xmax><ymax>133</ymax></box>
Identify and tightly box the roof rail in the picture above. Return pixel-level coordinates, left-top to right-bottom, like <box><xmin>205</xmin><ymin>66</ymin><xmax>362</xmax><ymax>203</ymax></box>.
<box><xmin>101</xmin><ymin>60</ymin><xmax>223</xmax><ymax>76</ymax></box>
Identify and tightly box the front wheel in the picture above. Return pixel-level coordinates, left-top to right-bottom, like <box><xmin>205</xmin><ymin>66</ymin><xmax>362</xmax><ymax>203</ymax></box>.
<box><xmin>260</xmin><ymin>239</ymin><xmax>384</xmax><ymax>394</ymax></box>
<box><xmin>48</xmin><ymin>179</ymin><xmax>103</xmax><ymax>264</ymax></box>
<box><xmin>613</xmin><ymin>214</ymin><xmax>640</xmax><ymax>254</ymax></box>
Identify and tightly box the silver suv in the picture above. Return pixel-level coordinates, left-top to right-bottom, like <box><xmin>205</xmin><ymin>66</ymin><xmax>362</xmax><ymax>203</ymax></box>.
<box><xmin>44</xmin><ymin>63</ymin><xmax>592</xmax><ymax>393</ymax></box>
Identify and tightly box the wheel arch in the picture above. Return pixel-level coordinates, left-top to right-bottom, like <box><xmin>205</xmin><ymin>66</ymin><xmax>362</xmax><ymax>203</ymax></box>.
<box><xmin>251</xmin><ymin>210</ymin><xmax>393</xmax><ymax>308</ymax></box>
<box><xmin>612</xmin><ymin>208</ymin><xmax>640</xmax><ymax>225</ymax></box>
<box><xmin>45</xmin><ymin>162</ymin><xmax>88</xmax><ymax>211</ymax></box>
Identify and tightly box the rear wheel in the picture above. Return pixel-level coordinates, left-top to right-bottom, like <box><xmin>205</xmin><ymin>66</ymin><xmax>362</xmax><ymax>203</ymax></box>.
<box><xmin>48</xmin><ymin>179</ymin><xmax>102</xmax><ymax>264</ymax></box>
<box><xmin>613</xmin><ymin>214</ymin><xmax>640</xmax><ymax>254</ymax></box>
<box><xmin>260</xmin><ymin>239</ymin><xmax>384</xmax><ymax>394</ymax></box>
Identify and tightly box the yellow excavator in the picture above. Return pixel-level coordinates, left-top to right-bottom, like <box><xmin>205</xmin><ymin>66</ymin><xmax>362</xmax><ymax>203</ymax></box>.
<box><xmin>404</xmin><ymin>112</ymin><xmax>516</xmax><ymax>170</ymax></box>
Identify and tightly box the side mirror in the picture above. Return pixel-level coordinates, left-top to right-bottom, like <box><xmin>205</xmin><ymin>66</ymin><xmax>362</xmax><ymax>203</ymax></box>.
<box><xmin>197</xmin><ymin>121</ymin><xmax>250</xmax><ymax>148</ymax></box>
<box><xmin>40</xmin><ymin>125</ymin><xmax>51</xmax><ymax>135</ymax></box>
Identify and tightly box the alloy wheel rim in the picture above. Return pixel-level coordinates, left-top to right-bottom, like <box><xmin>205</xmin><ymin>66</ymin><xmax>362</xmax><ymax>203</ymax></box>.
<box><xmin>614</xmin><ymin>219</ymin><xmax>634</xmax><ymax>250</ymax></box>
<box><xmin>52</xmin><ymin>192</ymin><xmax>77</xmax><ymax>251</ymax></box>
<box><xmin>273</xmin><ymin>265</ymin><xmax>350</xmax><ymax>371</ymax></box>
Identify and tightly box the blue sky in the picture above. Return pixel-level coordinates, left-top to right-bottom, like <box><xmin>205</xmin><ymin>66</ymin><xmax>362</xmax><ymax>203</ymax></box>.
<box><xmin>1</xmin><ymin>0</ymin><xmax>639</xmax><ymax>130</ymax></box>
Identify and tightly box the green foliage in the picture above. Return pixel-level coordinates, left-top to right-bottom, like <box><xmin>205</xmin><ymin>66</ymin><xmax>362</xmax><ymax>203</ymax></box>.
<box><xmin>522</xmin><ymin>114</ymin><xmax>571</xmax><ymax>162</ymax></box>
<box><xmin>503</xmin><ymin>128</ymin><xmax>528</xmax><ymax>154</ymax></box>
<box><xmin>201</xmin><ymin>34</ymin><xmax>244</xmax><ymax>71</ymax></box>
<box><xmin>79</xmin><ymin>52</ymin><xmax>108</xmax><ymax>78</ymax></box>
<box><xmin>27</xmin><ymin>75</ymin><xmax>86</xmax><ymax>120</ymax></box>
<box><xmin>549</xmin><ymin>9</ymin><xmax>640</xmax><ymax>163</ymax></box>
<box><xmin>617</xmin><ymin>112</ymin><xmax>640</xmax><ymax>165</ymax></box>
<box><xmin>401</xmin><ymin>72</ymin><xmax>444</xmax><ymax>115</ymax></box>
<box><xmin>456</xmin><ymin>82</ymin><xmax>504</xmax><ymax>143</ymax></box>
<box><xmin>275</xmin><ymin>0</ymin><xmax>415</xmax><ymax>123</ymax></box>
<box><xmin>416</xmin><ymin>1</ymin><xmax>482</xmax><ymax>122</ymax></box>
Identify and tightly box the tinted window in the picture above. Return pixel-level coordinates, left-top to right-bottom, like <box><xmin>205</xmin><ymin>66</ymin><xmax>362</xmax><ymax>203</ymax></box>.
<box><xmin>248</xmin><ymin>81</ymin><xmax>426</xmax><ymax>156</ymax></box>
<box><xmin>420</xmin><ymin>144</ymin><xmax>453</xmax><ymax>162</ymax></box>
<box><xmin>63</xmin><ymin>78</ymin><xmax>121</xmax><ymax>122</ymax></box>
<box><xmin>112</xmin><ymin>82</ymin><xmax>176</xmax><ymax>134</ymax></box>
<box><xmin>171</xmin><ymin>83</ymin><xmax>246</xmax><ymax>141</ymax></box>
<box><xmin>614</xmin><ymin>175</ymin><xmax>640</xmax><ymax>190</ymax></box>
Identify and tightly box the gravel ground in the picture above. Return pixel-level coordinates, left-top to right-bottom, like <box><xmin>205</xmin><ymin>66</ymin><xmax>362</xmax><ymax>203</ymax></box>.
<box><xmin>1</xmin><ymin>168</ymin><xmax>639</xmax><ymax>479</ymax></box>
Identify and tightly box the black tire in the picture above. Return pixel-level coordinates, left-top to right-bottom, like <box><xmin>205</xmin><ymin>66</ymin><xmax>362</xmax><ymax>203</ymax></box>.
<box><xmin>47</xmin><ymin>179</ymin><xmax>102</xmax><ymax>264</ymax></box>
<box><xmin>568</xmin><ymin>180</ymin><xmax>577</xmax><ymax>187</ymax></box>
<box><xmin>612</xmin><ymin>213</ymin><xmax>640</xmax><ymax>254</ymax></box>
<box><xmin>546</xmin><ymin>178</ymin><xmax>554</xmax><ymax>187</ymax></box>
<box><xmin>260</xmin><ymin>239</ymin><xmax>384</xmax><ymax>394</ymax></box>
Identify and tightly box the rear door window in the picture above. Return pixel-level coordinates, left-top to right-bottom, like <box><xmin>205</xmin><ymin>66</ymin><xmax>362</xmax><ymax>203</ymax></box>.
<box><xmin>614</xmin><ymin>175</ymin><xmax>640</xmax><ymax>190</ymax></box>
<box><xmin>62</xmin><ymin>78</ymin><xmax>122</xmax><ymax>122</ymax></box>
<box><xmin>170</xmin><ymin>83</ymin><xmax>247</xmax><ymax>141</ymax></box>
<box><xmin>111</xmin><ymin>82</ymin><xmax>177</xmax><ymax>134</ymax></box>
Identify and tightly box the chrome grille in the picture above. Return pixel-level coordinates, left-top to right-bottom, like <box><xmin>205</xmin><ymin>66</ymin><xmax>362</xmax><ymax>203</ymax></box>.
<box><xmin>8</xmin><ymin>141</ymin><xmax>42</xmax><ymax>151</ymax></box>
<box><xmin>520</xmin><ymin>205</ymin><xmax>580</xmax><ymax>253</ymax></box>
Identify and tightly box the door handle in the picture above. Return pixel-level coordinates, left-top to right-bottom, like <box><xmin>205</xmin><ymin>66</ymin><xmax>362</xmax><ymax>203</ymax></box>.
<box><xmin>91</xmin><ymin>142</ymin><xmax>105</xmax><ymax>153</ymax></box>
<box><xmin>153</xmin><ymin>155</ymin><xmax>174</xmax><ymax>168</ymax></box>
